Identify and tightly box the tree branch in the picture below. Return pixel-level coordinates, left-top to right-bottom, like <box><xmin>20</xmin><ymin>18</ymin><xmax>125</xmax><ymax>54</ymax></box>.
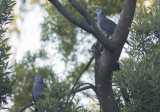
<box><xmin>70</xmin><ymin>83</ymin><xmax>97</xmax><ymax>101</ymax></box>
<box><xmin>71</xmin><ymin>56</ymin><xmax>94</xmax><ymax>92</ymax></box>
<box><xmin>111</xmin><ymin>0</ymin><xmax>137</xmax><ymax>49</ymax></box>
<box><xmin>68</xmin><ymin>0</ymin><xmax>95</xmax><ymax>26</ymax></box>
<box><xmin>48</xmin><ymin>0</ymin><xmax>117</xmax><ymax>52</ymax></box>
<box><xmin>19</xmin><ymin>102</ymin><xmax>36</xmax><ymax>112</ymax></box>
<box><xmin>1</xmin><ymin>107</ymin><xmax>9</xmax><ymax>110</ymax></box>
<box><xmin>70</xmin><ymin>84</ymin><xmax>95</xmax><ymax>94</ymax></box>
<box><xmin>74</xmin><ymin>83</ymin><xmax>94</xmax><ymax>90</ymax></box>
<box><xmin>48</xmin><ymin>0</ymin><xmax>94</xmax><ymax>34</ymax></box>
<box><xmin>91</xmin><ymin>41</ymin><xmax>102</xmax><ymax>60</ymax></box>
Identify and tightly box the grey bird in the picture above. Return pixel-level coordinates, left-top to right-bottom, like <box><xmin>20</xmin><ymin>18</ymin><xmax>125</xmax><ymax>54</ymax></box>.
<box><xmin>32</xmin><ymin>77</ymin><xmax>47</xmax><ymax>103</ymax></box>
<box><xmin>95</xmin><ymin>9</ymin><xmax>131</xmax><ymax>45</ymax></box>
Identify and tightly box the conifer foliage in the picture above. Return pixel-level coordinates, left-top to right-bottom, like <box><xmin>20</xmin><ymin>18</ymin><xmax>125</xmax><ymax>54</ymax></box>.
<box><xmin>113</xmin><ymin>1</ymin><xmax>160</xmax><ymax>111</ymax></box>
<box><xmin>0</xmin><ymin>0</ymin><xmax>15</xmax><ymax>107</ymax></box>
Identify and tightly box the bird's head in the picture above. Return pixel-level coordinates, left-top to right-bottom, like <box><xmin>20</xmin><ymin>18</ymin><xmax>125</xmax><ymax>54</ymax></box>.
<box><xmin>34</xmin><ymin>77</ymin><xmax>43</xmax><ymax>83</ymax></box>
<box><xmin>95</xmin><ymin>9</ymin><xmax>105</xmax><ymax>16</ymax></box>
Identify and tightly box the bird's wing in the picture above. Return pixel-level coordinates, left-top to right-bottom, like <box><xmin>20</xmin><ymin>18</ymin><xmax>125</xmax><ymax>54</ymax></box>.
<box><xmin>32</xmin><ymin>87</ymin><xmax>36</xmax><ymax>103</ymax></box>
<box><xmin>38</xmin><ymin>83</ymin><xmax>47</xmax><ymax>99</ymax></box>
<box><xmin>41</xmin><ymin>82</ymin><xmax>47</xmax><ymax>90</ymax></box>
<box><xmin>100</xmin><ymin>16</ymin><xmax>116</xmax><ymax>35</ymax></box>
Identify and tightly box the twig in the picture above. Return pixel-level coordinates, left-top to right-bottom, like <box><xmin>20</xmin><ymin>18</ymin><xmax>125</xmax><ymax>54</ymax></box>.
<box><xmin>68</xmin><ymin>57</ymin><xmax>94</xmax><ymax>102</ymax></box>
<box><xmin>70</xmin><ymin>85</ymin><xmax>95</xmax><ymax>94</ymax></box>
<box><xmin>71</xmin><ymin>56</ymin><xmax>94</xmax><ymax>92</ymax></box>
<box><xmin>74</xmin><ymin>83</ymin><xmax>94</xmax><ymax>90</ymax></box>
<box><xmin>70</xmin><ymin>83</ymin><xmax>96</xmax><ymax>101</ymax></box>
<box><xmin>1</xmin><ymin>107</ymin><xmax>9</xmax><ymax>109</ymax></box>
<box><xmin>19</xmin><ymin>102</ymin><xmax>36</xmax><ymax>112</ymax></box>
<box><xmin>66</xmin><ymin>56</ymin><xmax>94</xmax><ymax>103</ymax></box>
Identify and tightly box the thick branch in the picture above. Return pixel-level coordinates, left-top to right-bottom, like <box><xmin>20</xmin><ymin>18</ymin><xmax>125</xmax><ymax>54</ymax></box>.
<box><xmin>48</xmin><ymin>0</ymin><xmax>94</xmax><ymax>34</ymax></box>
<box><xmin>68</xmin><ymin>0</ymin><xmax>95</xmax><ymax>26</ymax></box>
<box><xmin>93</xmin><ymin>28</ymin><xmax>117</xmax><ymax>52</ymax></box>
<box><xmin>48</xmin><ymin>0</ymin><xmax>116</xmax><ymax>52</ymax></box>
<box><xmin>111</xmin><ymin>0</ymin><xmax>137</xmax><ymax>49</ymax></box>
<box><xmin>68</xmin><ymin>0</ymin><xmax>117</xmax><ymax>51</ymax></box>
<box><xmin>19</xmin><ymin>102</ymin><xmax>36</xmax><ymax>112</ymax></box>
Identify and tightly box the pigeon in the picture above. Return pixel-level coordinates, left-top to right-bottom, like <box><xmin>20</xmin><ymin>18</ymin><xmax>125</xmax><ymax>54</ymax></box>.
<box><xmin>95</xmin><ymin>9</ymin><xmax>131</xmax><ymax>46</ymax></box>
<box><xmin>32</xmin><ymin>77</ymin><xmax>47</xmax><ymax>103</ymax></box>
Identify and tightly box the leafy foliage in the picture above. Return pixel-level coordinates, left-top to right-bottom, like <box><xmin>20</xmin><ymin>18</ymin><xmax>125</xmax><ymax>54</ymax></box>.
<box><xmin>37</xmin><ymin>80</ymin><xmax>87</xmax><ymax>112</ymax></box>
<box><xmin>11</xmin><ymin>51</ymin><xmax>88</xmax><ymax>111</ymax></box>
<box><xmin>0</xmin><ymin>0</ymin><xmax>15</xmax><ymax>107</ymax></box>
<box><xmin>113</xmin><ymin>1</ymin><xmax>160</xmax><ymax>112</ymax></box>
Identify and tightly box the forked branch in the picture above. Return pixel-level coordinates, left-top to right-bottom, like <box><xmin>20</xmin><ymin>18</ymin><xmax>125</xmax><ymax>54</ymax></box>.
<box><xmin>68</xmin><ymin>0</ymin><xmax>95</xmax><ymax>26</ymax></box>
<box><xmin>48</xmin><ymin>0</ymin><xmax>94</xmax><ymax>34</ymax></box>
<box><xmin>48</xmin><ymin>0</ymin><xmax>117</xmax><ymax>52</ymax></box>
<box><xmin>71</xmin><ymin>84</ymin><xmax>96</xmax><ymax>94</ymax></box>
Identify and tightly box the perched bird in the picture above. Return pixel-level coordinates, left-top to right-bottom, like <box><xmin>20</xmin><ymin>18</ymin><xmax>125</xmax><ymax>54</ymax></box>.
<box><xmin>95</xmin><ymin>9</ymin><xmax>131</xmax><ymax>45</ymax></box>
<box><xmin>32</xmin><ymin>77</ymin><xmax>47</xmax><ymax>103</ymax></box>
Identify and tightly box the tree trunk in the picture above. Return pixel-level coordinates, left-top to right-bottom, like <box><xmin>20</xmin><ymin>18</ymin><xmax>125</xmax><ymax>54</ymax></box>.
<box><xmin>95</xmin><ymin>48</ymin><xmax>120</xmax><ymax>112</ymax></box>
<box><xmin>94</xmin><ymin>0</ymin><xmax>137</xmax><ymax>111</ymax></box>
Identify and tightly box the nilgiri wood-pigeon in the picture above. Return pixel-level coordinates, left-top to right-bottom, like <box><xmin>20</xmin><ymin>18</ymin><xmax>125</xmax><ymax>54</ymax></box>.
<box><xmin>95</xmin><ymin>9</ymin><xmax>131</xmax><ymax>45</ymax></box>
<box><xmin>32</xmin><ymin>77</ymin><xmax>47</xmax><ymax>103</ymax></box>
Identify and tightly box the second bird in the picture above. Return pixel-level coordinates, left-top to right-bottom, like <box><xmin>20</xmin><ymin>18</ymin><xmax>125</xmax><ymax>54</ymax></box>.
<box><xmin>32</xmin><ymin>77</ymin><xmax>47</xmax><ymax>103</ymax></box>
<box><xmin>95</xmin><ymin>9</ymin><xmax>131</xmax><ymax>45</ymax></box>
